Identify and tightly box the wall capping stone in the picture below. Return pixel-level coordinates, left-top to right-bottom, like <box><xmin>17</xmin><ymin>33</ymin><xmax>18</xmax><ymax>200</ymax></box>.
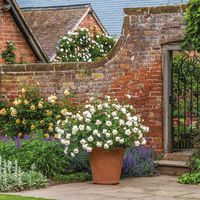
<box><xmin>124</xmin><ymin>4</ymin><xmax>188</xmax><ymax>15</ymax></box>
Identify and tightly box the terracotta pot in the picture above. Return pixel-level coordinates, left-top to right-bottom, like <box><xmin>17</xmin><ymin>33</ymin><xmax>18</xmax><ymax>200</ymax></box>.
<box><xmin>89</xmin><ymin>147</ymin><xmax>125</xmax><ymax>185</ymax></box>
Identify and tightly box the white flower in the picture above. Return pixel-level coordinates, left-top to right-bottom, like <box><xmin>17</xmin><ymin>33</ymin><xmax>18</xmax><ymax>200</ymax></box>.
<box><xmin>86</xmin><ymin>147</ymin><xmax>92</xmax><ymax>152</ymax></box>
<box><xmin>102</xmin><ymin>129</ymin><xmax>107</xmax><ymax>134</ymax></box>
<box><xmin>80</xmin><ymin>139</ymin><xmax>86</xmax><ymax>145</ymax></box>
<box><xmin>126</xmin><ymin>121</ymin><xmax>133</xmax><ymax>127</ymax></box>
<box><xmin>64</xmin><ymin>147</ymin><xmax>68</xmax><ymax>154</ymax></box>
<box><xmin>112</xmin><ymin>130</ymin><xmax>118</xmax><ymax>135</ymax></box>
<box><xmin>88</xmin><ymin>136</ymin><xmax>94</xmax><ymax>142</ymax></box>
<box><xmin>135</xmin><ymin>141</ymin><xmax>140</xmax><ymax>147</ymax></box>
<box><xmin>126</xmin><ymin>94</ymin><xmax>131</xmax><ymax>99</ymax></box>
<box><xmin>106</xmin><ymin>140</ymin><xmax>113</xmax><ymax>145</ymax></box>
<box><xmin>133</xmin><ymin>127</ymin><xmax>139</xmax><ymax>133</ymax></box>
<box><xmin>115</xmin><ymin>137</ymin><xmax>121</xmax><ymax>142</ymax></box>
<box><xmin>79</xmin><ymin>125</ymin><xmax>85</xmax><ymax>131</ymax></box>
<box><xmin>106</xmin><ymin>132</ymin><xmax>111</xmax><ymax>138</ymax></box>
<box><xmin>104</xmin><ymin>144</ymin><xmax>109</xmax><ymax>149</ymax></box>
<box><xmin>71</xmin><ymin>152</ymin><xmax>75</xmax><ymax>157</ymax></box>
<box><xmin>85</xmin><ymin>118</ymin><xmax>91</xmax><ymax>123</ymax></box>
<box><xmin>83</xmin><ymin>111</ymin><xmax>92</xmax><ymax>119</ymax></box>
<box><xmin>119</xmin><ymin>119</ymin><xmax>125</xmax><ymax>125</ymax></box>
<box><xmin>119</xmin><ymin>138</ymin><xmax>125</xmax><ymax>144</ymax></box>
<box><xmin>133</xmin><ymin>116</ymin><xmax>138</xmax><ymax>122</ymax></box>
<box><xmin>143</xmin><ymin>126</ymin><xmax>149</xmax><ymax>133</ymax></box>
<box><xmin>86</xmin><ymin>126</ymin><xmax>92</xmax><ymax>132</ymax></box>
<box><xmin>66</xmin><ymin>134</ymin><xmax>71</xmax><ymax>139</ymax></box>
<box><xmin>74</xmin><ymin>148</ymin><xmax>79</xmax><ymax>154</ymax></box>
<box><xmin>106</xmin><ymin>121</ymin><xmax>112</xmax><ymax>127</ymax></box>
<box><xmin>121</xmin><ymin>108</ymin><xmax>126</xmax><ymax>114</ymax></box>
<box><xmin>111</xmin><ymin>111</ymin><xmax>117</xmax><ymax>117</ymax></box>
<box><xmin>95</xmin><ymin>120</ymin><xmax>102</xmax><ymax>126</ymax></box>
<box><xmin>72</xmin><ymin>126</ymin><xmax>79</xmax><ymax>135</ymax></box>
<box><xmin>138</xmin><ymin>133</ymin><xmax>143</xmax><ymax>139</ymax></box>
<box><xmin>96</xmin><ymin>141</ymin><xmax>102</xmax><ymax>148</ymax></box>
<box><xmin>61</xmin><ymin>139</ymin><xmax>70</xmax><ymax>146</ymax></box>
<box><xmin>97</xmin><ymin>104</ymin><xmax>103</xmax><ymax>110</ymax></box>
<box><xmin>141</xmin><ymin>138</ymin><xmax>147</xmax><ymax>145</ymax></box>
<box><xmin>125</xmin><ymin>129</ymin><xmax>131</xmax><ymax>136</ymax></box>
<box><xmin>82</xmin><ymin>144</ymin><xmax>88</xmax><ymax>150</ymax></box>
<box><xmin>64</xmin><ymin>89</ymin><xmax>70</xmax><ymax>96</ymax></box>
<box><xmin>93</xmin><ymin>129</ymin><xmax>98</xmax><ymax>135</ymax></box>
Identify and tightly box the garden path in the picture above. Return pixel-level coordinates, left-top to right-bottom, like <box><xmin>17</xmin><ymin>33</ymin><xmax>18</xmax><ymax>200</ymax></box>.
<box><xmin>10</xmin><ymin>176</ymin><xmax>200</xmax><ymax>200</ymax></box>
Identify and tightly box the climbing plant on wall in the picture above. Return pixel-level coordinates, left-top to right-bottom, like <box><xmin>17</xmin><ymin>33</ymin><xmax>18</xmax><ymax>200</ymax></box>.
<box><xmin>182</xmin><ymin>0</ymin><xmax>200</xmax><ymax>52</ymax></box>
<box><xmin>1</xmin><ymin>41</ymin><xmax>16</xmax><ymax>64</ymax></box>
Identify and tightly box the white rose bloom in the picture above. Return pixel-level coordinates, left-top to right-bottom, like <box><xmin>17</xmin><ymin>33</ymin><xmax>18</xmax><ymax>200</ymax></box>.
<box><xmin>93</xmin><ymin>129</ymin><xmax>98</xmax><ymax>135</ymax></box>
<box><xmin>143</xmin><ymin>126</ymin><xmax>149</xmax><ymax>133</ymax></box>
<box><xmin>102</xmin><ymin>129</ymin><xmax>107</xmax><ymax>134</ymax></box>
<box><xmin>79</xmin><ymin>125</ymin><xmax>85</xmax><ymax>131</ymax></box>
<box><xmin>106</xmin><ymin>121</ymin><xmax>112</xmax><ymax>127</ymax></box>
<box><xmin>90</xmin><ymin>108</ymin><xmax>96</xmax><ymax>114</ymax></box>
<box><xmin>97</xmin><ymin>104</ymin><xmax>103</xmax><ymax>110</ymax></box>
<box><xmin>141</xmin><ymin>138</ymin><xmax>147</xmax><ymax>145</ymax></box>
<box><xmin>85</xmin><ymin>118</ymin><xmax>91</xmax><ymax>123</ymax></box>
<box><xmin>82</xmin><ymin>144</ymin><xmax>88</xmax><ymax>150</ymax></box>
<box><xmin>66</xmin><ymin>134</ymin><xmax>71</xmax><ymax>139</ymax></box>
<box><xmin>135</xmin><ymin>141</ymin><xmax>140</xmax><ymax>147</ymax></box>
<box><xmin>112</xmin><ymin>111</ymin><xmax>117</xmax><ymax>117</ymax></box>
<box><xmin>96</xmin><ymin>141</ymin><xmax>102</xmax><ymax>148</ymax></box>
<box><xmin>126</xmin><ymin>121</ymin><xmax>133</xmax><ymax>127</ymax></box>
<box><xmin>106</xmin><ymin>140</ymin><xmax>113</xmax><ymax>145</ymax></box>
<box><xmin>74</xmin><ymin>148</ymin><xmax>79</xmax><ymax>154</ymax></box>
<box><xmin>138</xmin><ymin>133</ymin><xmax>143</xmax><ymax>139</ymax></box>
<box><xmin>104</xmin><ymin>144</ymin><xmax>109</xmax><ymax>149</ymax></box>
<box><xmin>119</xmin><ymin>119</ymin><xmax>125</xmax><ymax>126</ymax></box>
<box><xmin>86</xmin><ymin>147</ymin><xmax>92</xmax><ymax>152</ymax></box>
<box><xmin>126</xmin><ymin>94</ymin><xmax>131</xmax><ymax>99</ymax></box>
<box><xmin>64</xmin><ymin>147</ymin><xmax>68</xmax><ymax>154</ymax></box>
<box><xmin>119</xmin><ymin>138</ymin><xmax>125</xmax><ymax>144</ymax></box>
<box><xmin>126</xmin><ymin>113</ymin><xmax>131</xmax><ymax>118</ymax></box>
<box><xmin>86</xmin><ymin>126</ymin><xmax>92</xmax><ymax>132</ymax></box>
<box><xmin>121</xmin><ymin>108</ymin><xmax>126</xmax><ymax>114</ymax></box>
<box><xmin>125</xmin><ymin>129</ymin><xmax>131</xmax><ymax>136</ymax></box>
<box><xmin>106</xmin><ymin>132</ymin><xmax>111</xmax><ymax>138</ymax></box>
<box><xmin>112</xmin><ymin>130</ymin><xmax>118</xmax><ymax>135</ymax></box>
<box><xmin>56</xmin><ymin>120</ymin><xmax>62</xmax><ymax>126</ymax></box>
<box><xmin>72</xmin><ymin>126</ymin><xmax>79</xmax><ymax>135</ymax></box>
<box><xmin>80</xmin><ymin>139</ymin><xmax>86</xmax><ymax>145</ymax></box>
<box><xmin>71</xmin><ymin>152</ymin><xmax>75</xmax><ymax>157</ymax></box>
<box><xmin>58</xmin><ymin>134</ymin><xmax>62</xmax><ymax>140</ymax></box>
<box><xmin>88</xmin><ymin>136</ymin><xmax>94</xmax><ymax>142</ymax></box>
<box><xmin>83</xmin><ymin>111</ymin><xmax>92</xmax><ymax>119</ymax></box>
<box><xmin>115</xmin><ymin>137</ymin><xmax>121</xmax><ymax>142</ymax></box>
<box><xmin>95</xmin><ymin>120</ymin><xmax>102</xmax><ymax>126</ymax></box>
<box><xmin>133</xmin><ymin>116</ymin><xmax>138</xmax><ymax>122</ymax></box>
<box><xmin>133</xmin><ymin>127</ymin><xmax>139</xmax><ymax>133</ymax></box>
<box><xmin>61</xmin><ymin>139</ymin><xmax>70</xmax><ymax>146</ymax></box>
<box><xmin>114</xmin><ymin>117</ymin><xmax>119</xmax><ymax>120</ymax></box>
<box><xmin>97</xmin><ymin>133</ymin><xmax>101</xmax><ymax>138</ymax></box>
<box><xmin>104</xmin><ymin>103</ymin><xmax>109</xmax><ymax>108</ymax></box>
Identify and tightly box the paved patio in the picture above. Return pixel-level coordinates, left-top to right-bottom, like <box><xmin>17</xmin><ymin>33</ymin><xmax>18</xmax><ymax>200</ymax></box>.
<box><xmin>11</xmin><ymin>175</ymin><xmax>200</xmax><ymax>200</ymax></box>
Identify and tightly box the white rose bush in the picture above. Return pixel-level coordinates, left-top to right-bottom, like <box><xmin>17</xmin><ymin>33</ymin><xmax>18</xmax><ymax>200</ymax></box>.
<box><xmin>56</xmin><ymin>95</ymin><xmax>149</xmax><ymax>157</ymax></box>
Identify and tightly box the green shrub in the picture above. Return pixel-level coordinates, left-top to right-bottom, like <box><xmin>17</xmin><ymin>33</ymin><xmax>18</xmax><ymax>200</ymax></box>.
<box><xmin>0</xmin><ymin>156</ymin><xmax>47</xmax><ymax>192</ymax></box>
<box><xmin>55</xmin><ymin>29</ymin><xmax>116</xmax><ymax>62</ymax></box>
<box><xmin>178</xmin><ymin>172</ymin><xmax>200</xmax><ymax>184</ymax></box>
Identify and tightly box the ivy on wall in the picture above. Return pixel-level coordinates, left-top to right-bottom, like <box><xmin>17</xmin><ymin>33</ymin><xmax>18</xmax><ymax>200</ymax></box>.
<box><xmin>182</xmin><ymin>0</ymin><xmax>200</xmax><ymax>52</ymax></box>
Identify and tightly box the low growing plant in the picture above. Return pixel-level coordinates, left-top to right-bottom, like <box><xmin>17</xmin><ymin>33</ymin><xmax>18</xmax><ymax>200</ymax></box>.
<box><xmin>0</xmin><ymin>156</ymin><xmax>48</xmax><ymax>192</ymax></box>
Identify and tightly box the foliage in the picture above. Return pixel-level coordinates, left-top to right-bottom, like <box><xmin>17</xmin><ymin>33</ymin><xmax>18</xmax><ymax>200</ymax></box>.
<box><xmin>122</xmin><ymin>146</ymin><xmax>158</xmax><ymax>177</ymax></box>
<box><xmin>182</xmin><ymin>0</ymin><xmax>200</xmax><ymax>52</ymax></box>
<box><xmin>178</xmin><ymin>172</ymin><xmax>200</xmax><ymax>184</ymax></box>
<box><xmin>55</xmin><ymin>29</ymin><xmax>116</xmax><ymax>62</ymax></box>
<box><xmin>0</xmin><ymin>195</ymin><xmax>51</xmax><ymax>200</ymax></box>
<box><xmin>0</xmin><ymin>156</ymin><xmax>48</xmax><ymax>192</ymax></box>
<box><xmin>1</xmin><ymin>41</ymin><xmax>16</xmax><ymax>64</ymax></box>
<box><xmin>0</xmin><ymin>85</ymin><xmax>75</xmax><ymax>138</ymax></box>
<box><xmin>56</xmin><ymin>95</ymin><xmax>149</xmax><ymax>157</ymax></box>
<box><xmin>0</xmin><ymin>139</ymin><xmax>90</xmax><ymax>179</ymax></box>
<box><xmin>53</xmin><ymin>172</ymin><xmax>92</xmax><ymax>183</ymax></box>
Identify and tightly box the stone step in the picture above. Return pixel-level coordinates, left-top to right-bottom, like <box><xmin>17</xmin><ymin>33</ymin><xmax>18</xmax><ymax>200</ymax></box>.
<box><xmin>156</xmin><ymin>160</ymin><xmax>190</xmax><ymax>176</ymax></box>
<box><xmin>163</xmin><ymin>151</ymin><xmax>193</xmax><ymax>162</ymax></box>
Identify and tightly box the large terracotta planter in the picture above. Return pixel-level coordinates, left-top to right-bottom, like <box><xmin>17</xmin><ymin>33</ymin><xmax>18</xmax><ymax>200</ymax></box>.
<box><xmin>89</xmin><ymin>147</ymin><xmax>125</xmax><ymax>185</ymax></box>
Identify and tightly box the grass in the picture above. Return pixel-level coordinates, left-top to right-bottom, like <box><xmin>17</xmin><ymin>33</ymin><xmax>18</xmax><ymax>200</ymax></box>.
<box><xmin>0</xmin><ymin>194</ymin><xmax>53</xmax><ymax>200</ymax></box>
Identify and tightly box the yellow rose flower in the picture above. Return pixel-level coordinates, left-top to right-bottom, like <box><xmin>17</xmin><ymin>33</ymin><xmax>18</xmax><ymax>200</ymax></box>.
<box><xmin>22</xmin><ymin>119</ymin><xmax>26</xmax><ymax>125</ymax></box>
<box><xmin>54</xmin><ymin>134</ymin><xmax>58</xmax><ymax>139</ymax></box>
<box><xmin>30</xmin><ymin>104</ymin><xmax>35</xmax><ymax>111</ymax></box>
<box><xmin>13</xmin><ymin>99</ymin><xmax>21</xmax><ymax>106</ymax></box>
<box><xmin>56</xmin><ymin>115</ymin><xmax>61</xmax><ymax>119</ymax></box>
<box><xmin>38</xmin><ymin>101</ymin><xmax>43</xmax><ymax>109</ymax></box>
<box><xmin>18</xmin><ymin>132</ymin><xmax>23</xmax><ymax>137</ymax></box>
<box><xmin>44</xmin><ymin>134</ymin><xmax>49</xmax><ymax>139</ymax></box>
<box><xmin>61</xmin><ymin>109</ymin><xmax>68</xmax><ymax>116</ymax></box>
<box><xmin>64</xmin><ymin>89</ymin><xmax>70</xmax><ymax>96</ymax></box>
<box><xmin>40</xmin><ymin>120</ymin><xmax>44</xmax><ymax>124</ymax></box>
<box><xmin>0</xmin><ymin>108</ymin><xmax>7</xmax><ymax>116</ymax></box>
<box><xmin>24</xmin><ymin>100</ymin><xmax>28</xmax><ymax>105</ymax></box>
<box><xmin>48</xmin><ymin>127</ymin><xmax>54</xmax><ymax>132</ymax></box>
<box><xmin>10</xmin><ymin>108</ymin><xmax>17</xmax><ymax>117</ymax></box>
<box><xmin>16</xmin><ymin>119</ymin><xmax>21</xmax><ymax>124</ymax></box>
<box><xmin>22</xmin><ymin>88</ymin><xmax>26</xmax><ymax>93</ymax></box>
<box><xmin>49</xmin><ymin>123</ymin><xmax>54</xmax><ymax>127</ymax></box>
<box><xmin>46</xmin><ymin>110</ymin><xmax>52</xmax><ymax>116</ymax></box>
<box><xmin>31</xmin><ymin>125</ymin><xmax>35</xmax><ymax>130</ymax></box>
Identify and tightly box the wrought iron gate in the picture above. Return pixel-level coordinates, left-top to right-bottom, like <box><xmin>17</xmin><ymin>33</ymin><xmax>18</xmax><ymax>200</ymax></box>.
<box><xmin>171</xmin><ymin>54</ymin><xmax>200</xmax><ymax>151</ymax></box>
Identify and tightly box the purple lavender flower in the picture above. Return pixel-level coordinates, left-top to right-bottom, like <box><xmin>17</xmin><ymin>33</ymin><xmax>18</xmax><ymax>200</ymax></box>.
<box><xmin>14</xmin><ymin>136</ymin><xmax>21</xmax><ymax>148</ymax></box>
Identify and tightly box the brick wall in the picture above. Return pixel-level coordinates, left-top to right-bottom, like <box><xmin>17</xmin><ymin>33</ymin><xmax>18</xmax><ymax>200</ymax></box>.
<box><xmin>79</xmin><ymin>13</ymin><xmax>104</xmax><ymax>34</ymax></box>
<box><xmin>0</xmin><ymin>0</ymin><xmax>37</xmax><ymax>64</ymax></box>
<box><xmin>0</xmin><ymin>5</ymin><xmax>186</xmax><ymax>153</ymax></box>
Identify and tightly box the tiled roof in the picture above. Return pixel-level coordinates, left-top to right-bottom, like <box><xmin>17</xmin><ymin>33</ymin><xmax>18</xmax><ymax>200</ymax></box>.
<box><xmin>17</xmin><ymin>0</ymin><xmax>189</xmax><ymax>36</ymax></box>
<box><xmin>22</xmin><ymin>5</ymin><xmax>91</xmax><ymax>60</ymax></box>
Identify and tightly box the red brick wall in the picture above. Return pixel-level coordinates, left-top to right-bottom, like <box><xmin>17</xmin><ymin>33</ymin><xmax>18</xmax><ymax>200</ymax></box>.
<box><xmin>79</xmin><ymin>13</ymin><xmax>104</xmax><ymax>34</ymax></box>
<box><xmin>0</xmin><ymin>5</ymin><xmax>186</xmax><ymax>153</ymax></box>
<box><xmin>0</xmin><ymin>0</ymin><xmax>37</xmax><ymax>63</ymax></box>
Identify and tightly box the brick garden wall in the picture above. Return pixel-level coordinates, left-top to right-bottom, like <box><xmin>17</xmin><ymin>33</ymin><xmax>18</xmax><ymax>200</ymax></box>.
<box><xmin>0</xmin><ymin>0</ymin><xmax>37</xmax><ymax>64</ymax></box>
<box><xmin>0</xmin><ymin>5</ymin><xmax>187</xmax><ymax>152</ymax></box>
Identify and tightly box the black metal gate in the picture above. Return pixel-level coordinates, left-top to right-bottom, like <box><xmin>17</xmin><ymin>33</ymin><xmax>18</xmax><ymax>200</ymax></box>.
<box><xmin>171</xmin><ymin>54</ymin><xmax>200</xmax><ymax>151</ymax></box>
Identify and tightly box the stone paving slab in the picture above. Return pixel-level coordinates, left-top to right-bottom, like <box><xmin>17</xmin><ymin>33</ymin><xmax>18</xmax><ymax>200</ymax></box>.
<box><xmin>8</xmin><ymin>176</ymin><xmax>200</xmax><ymax>200</ymax></box>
